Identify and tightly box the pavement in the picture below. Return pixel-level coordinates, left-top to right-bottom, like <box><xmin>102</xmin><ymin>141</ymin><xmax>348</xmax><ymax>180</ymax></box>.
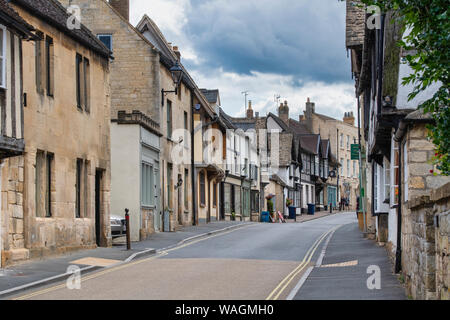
<box><xmin>0</xmin><ymin>221</ymin><xmax>248</xmax><ymax>298</ymax></box>
<box><xmin>292</xmin><ymin>222</ymin><xmax>406</xmax><ymax>300</ymax></box>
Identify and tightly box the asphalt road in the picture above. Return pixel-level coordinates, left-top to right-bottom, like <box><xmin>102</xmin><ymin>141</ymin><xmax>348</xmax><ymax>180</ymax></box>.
<box><xmin>11</xmin><ymin>213</ymin><xmax>369</xmax><ymax>300</ymax></box>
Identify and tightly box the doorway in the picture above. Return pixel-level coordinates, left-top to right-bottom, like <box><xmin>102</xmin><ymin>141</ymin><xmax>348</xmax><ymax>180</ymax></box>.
<box><xmin>95</xmin><ymin>170</ymin><xmax>103</xmax><ymax>247</ymax></box>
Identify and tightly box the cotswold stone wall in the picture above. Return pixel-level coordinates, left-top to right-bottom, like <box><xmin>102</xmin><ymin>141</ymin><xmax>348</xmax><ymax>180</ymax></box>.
<box><xmin>403</xmin><ymin>183</ymin><xmax>449</xmax><ymax>300</ymax></box>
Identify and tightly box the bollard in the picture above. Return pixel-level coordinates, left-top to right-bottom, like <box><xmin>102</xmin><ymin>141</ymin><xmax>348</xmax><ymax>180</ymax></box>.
<box><xmin>330</xmin><ymin>203</ymin><xmax>333</xmax><ymax>214</ymax></box>
<box><xmin>125</xmin><ymin>208</ymin><xmax>131</xmax><ymax>250</ymax></box>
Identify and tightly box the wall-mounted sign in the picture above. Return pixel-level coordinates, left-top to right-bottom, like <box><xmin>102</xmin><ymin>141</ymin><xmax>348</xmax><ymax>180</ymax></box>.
<box><xmin>351</xmin><ymin>144</ymin><xmax>360</xmax><ymax>160</ymax></box>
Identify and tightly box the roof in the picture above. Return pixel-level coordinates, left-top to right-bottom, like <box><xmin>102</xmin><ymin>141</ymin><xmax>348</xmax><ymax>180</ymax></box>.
<box><xmin>314</xmin><ymin>112</ymin><xmax>337</xmax><ymax>121</ymax></box>
<box><xmin>218</xmin><ymin>108</ymin><xmax>236</xmax><ymax>130</ymax></box>
<box><xmin>200</xmin><ymin>89</ymin><xmax>219</xmax><ymax>105</ymax></box>
<box><xmin>267</xmin><ymin>113</ymin><xmax>291</xmax><ymax>132</ymax></box>
<box><xmin>11</xmin><ymin>0</ymin><xmax>111</xmax><ymax>58</ymax></box>
<box><xmin>300</xmin><ymin>135</ymin><xmax>320</xmax><ymax>155</ymax></box>
<box><xmin>0</xmin><ymin>0</ymin><xmax>35</xmax><ymax>36</ymax></box>
<box><xmin>288</xmin><ymin>118</ymin><xmax>311</xmax><ymax>135</ymax></box>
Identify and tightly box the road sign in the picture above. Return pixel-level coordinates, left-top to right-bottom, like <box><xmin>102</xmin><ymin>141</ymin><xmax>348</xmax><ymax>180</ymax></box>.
<box><xmin>351</xmin><ymin>144</ymin><xmax>360</xmax><ymax>160</ymax></box>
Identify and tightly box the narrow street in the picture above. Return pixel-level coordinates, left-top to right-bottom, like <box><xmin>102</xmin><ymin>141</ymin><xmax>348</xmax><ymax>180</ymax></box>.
<box><xmin>9</xmin><ymin>213</ymin><xmax>404</xmax><ymax>300</ymax></box>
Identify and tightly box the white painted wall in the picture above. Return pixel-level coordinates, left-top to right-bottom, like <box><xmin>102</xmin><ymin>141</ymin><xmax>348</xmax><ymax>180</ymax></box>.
<box><xmin>111</xmin><ymin>123</ymin><xmax>141</xmax><ymax>241</ymax></box>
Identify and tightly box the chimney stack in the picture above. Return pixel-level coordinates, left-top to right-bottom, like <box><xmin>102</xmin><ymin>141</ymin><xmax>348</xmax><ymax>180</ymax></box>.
<box><xmin>278</xmin><ymin>100</ymin><xmax>290</xmax><ymax>125</ymax></box>
<box><xmin>173</xmin><ymin>46</ymin><xmax>181</xmax><ymax>61</ymax></box>
<box><xmin>343</xmin><ymin>111</ymin><xmax>355</xmax><ymax>126</ymax></box>
<box><xmin>110</xmin><ymin>0</ymin><xmax>129</xmax><ymax>21</ymax></box>
<box><xmin>247</xmin><ymin>100</ymin><xmax>254</xmax><ymax>119</ymax></box>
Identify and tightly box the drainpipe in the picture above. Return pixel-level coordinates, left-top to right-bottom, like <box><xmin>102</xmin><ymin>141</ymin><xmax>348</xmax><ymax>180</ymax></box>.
<box><xmin>395</xmin><ymin>141</ymin><xmax>403</xmax><ymax>273</ymax></box>
<box><xmin>190</xmin><ymin>91</ymin><xmax>197</xmax><ymax>226</ymax></box>
<box><xmin>357</xmin><ymin>95</ymin><xmax>367</xmax><ymax>232</ymax></box>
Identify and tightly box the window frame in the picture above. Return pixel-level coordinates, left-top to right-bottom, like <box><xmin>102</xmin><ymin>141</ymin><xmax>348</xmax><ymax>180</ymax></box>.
<box><xmin>76</xmin><ymin>53</ymin><xmax>83</xmax><ymax>109</ymax></box>
<box><xmin>97</xmin><ymin>34</ymin><xmax>113</xmax><ymax>52</ymax></box>
<box><xmin>0</xmin><ymin>24</ymin><xmax>6</xmax><ymax>89</ymax></box>
<box><xmin>199</xmin><ymin>170</ymin><xmax>206</xmax><ymax>206</ymax></box>
<box><xmin>36</xmin><ymin>151</ymin><xmax>54</xmax><ymax>218</ymax></box>
<box><xmin>45</xmin><ymin>35</ymin><xmax>54</xmax><ymax>97</ymax></box>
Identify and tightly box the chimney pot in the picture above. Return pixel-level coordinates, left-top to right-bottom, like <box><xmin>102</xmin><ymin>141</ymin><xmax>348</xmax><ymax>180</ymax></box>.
<box><xmin>110</xmin><ymin>0</ymin><xmax>129</xmax><ymax>21</ymax></box>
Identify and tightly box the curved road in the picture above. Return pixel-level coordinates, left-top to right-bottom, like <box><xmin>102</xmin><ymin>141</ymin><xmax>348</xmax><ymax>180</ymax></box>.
<box><xmin>13</xmin><ymin>213</ymin><xmax>356</xmax><ymax>300</ymax></box>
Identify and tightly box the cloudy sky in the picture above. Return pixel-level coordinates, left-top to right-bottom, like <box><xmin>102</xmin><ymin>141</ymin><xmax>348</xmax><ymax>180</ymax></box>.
<box><xmin>130</xmin><ymin>0</ymin><xmax>356</xmax><ymax>120</ymax></box>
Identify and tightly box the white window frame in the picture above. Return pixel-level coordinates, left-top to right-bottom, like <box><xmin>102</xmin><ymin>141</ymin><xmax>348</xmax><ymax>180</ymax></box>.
<box><xmin>0</xmin><ymin>24</ymin><xmax>6</xmax><ymax>89</ymax></box>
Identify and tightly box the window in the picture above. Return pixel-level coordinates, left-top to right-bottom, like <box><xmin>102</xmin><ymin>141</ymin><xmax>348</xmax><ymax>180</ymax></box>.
<box><xmin>251</xmin><ymin>191</ymin><xmax>259</xmax><ymax>213</ymax></box>
<box><xmin>45</xmin><ymin>36</ymin><xmax>54</xmax><ymax>96</ymax></box>
<box><xmin>0</xmin><ymin>25</ymin><xmax>6</xmax><ymax>88</ymax></box>
<box><xmin>347</xmin><ymin>159</ymin><xmax>350</xmax><ymax>177</ymax></box>
<box><xmin>353</xmin><ymin>161</ymin><xmax>357</xmax><ymax>177</ymax></box>
<box><xmin>167</xmin><ymin>100</ymin><xmax>172</xmax><ymax>139</ymax></box>
<box><xmin>315</xmin><ymin>156</ymin><xmax>319</xmax><ymax>176</ymax></box>
<box><xmin>184</xmin><ymin>169</ymin><xmax>189</xmax><ymax>209</ymax></box>
<box><xmin>36</xmin><ymin>151</ymin><xmax>53</xmax><ymax>217</ymax></box>
<box><xmin>76</xmin><ymin>54</ymin><xmax>90</xmax><ymax>112</ymax></box>
<box><xmin>347</xmin><ymin>135</ymin><xmax>350</xmax><ymax>150</ymax></box>
<box><xmin>76</xmin><ymin>53</ymin><xmax>83</xmax><ymax>109</ymax></box>
<box><xmin>199</xmin><ymin>171</ymin><xmax>206</xmax><ymax>206</ymax></box>
<box><xmin>97</xmin><ymin>34</ymin><xmax>112</xmax><ymax>52</ymax></box>
<box><xmin>340</xmin><ymin>133</ymin><xmax>344</xmax><ymax>148</ymax></box>
<box><xmin>167</xmin><ymin>163</ymin><xmax>173</xmax><ymax>209</ymax></box>
<box><xmin>76</xmin><ymin>159</ymin><xmax>88</xmax><ymax>218</ymax></box>
<box><xmin>213</xmin><ymin>183</ymin><xmax>217</xmax><ymax>207</ymax></box>
<box><xmin>35</xmin><ymin>31</ymin><xmax>44</xmax><ymax>93</ymax></box>
<box><xmin>83</xmin><ymin>58</ymin><xmax>90</xmax><ymax>113</ymax></box>
<box><xmin>184</xmin><ymin>111</ymin><xmax>188</xmax><ymax>147</ymax></box>
<box><xmin>141</xmin><ymin>163</ymin><xmax>155</xmax><ymax>207</ymax></box>
<box><xmin>384</xmin><ymin>158</ymin><xmax>390</xmax><ymax>202</ymax></box>
<box><xmin>340</xmin><ymin>158</ymin><xmax>344</xmax><ymax>175</ymax></box>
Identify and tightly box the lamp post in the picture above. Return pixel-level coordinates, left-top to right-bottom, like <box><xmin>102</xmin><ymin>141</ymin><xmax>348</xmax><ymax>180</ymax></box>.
<box><xmin>161</xmin><ymin>61</ymin><xmax>184</xmax><ymax>107</ymax></box>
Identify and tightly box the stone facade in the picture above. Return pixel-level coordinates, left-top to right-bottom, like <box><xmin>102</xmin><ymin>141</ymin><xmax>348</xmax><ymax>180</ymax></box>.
<box><xmin>1</xmin><ymin>2</ymin><xmax>111</xmax><ymax>266</ymax></box>
<box><xmin>403</xmin><ymin>182</ymin><xmax>450</xmax><ymax>300</ymax></box>
<box><xmin>301</xmin><ymin>99</ymin><xmax>360</xmax><ymax>211</ymax></box>
<box><xmin>345</xmin><ymin>0</ymin><xmax>365</xmax><ymax>48</ymax></box>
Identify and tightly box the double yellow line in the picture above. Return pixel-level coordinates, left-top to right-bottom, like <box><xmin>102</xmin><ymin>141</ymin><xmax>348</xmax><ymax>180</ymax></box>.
<box><xmin>266</xmin><ymin>227</ymin><xmax>338</xmax><ymax>300</ymax></box>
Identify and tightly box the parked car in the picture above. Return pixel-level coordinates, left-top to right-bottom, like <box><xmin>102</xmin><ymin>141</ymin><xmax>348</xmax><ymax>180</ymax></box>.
<box><xmin>110</xmin><ymin>215</ymin><xmax>126</xmax><ymax>237</ymax></box>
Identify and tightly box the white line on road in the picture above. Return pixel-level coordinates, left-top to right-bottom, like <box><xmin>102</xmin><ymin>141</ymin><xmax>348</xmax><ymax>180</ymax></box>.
<box><xmin>286</xmin><ymin>267</ymin><xmax>314</xmax><ymax>300</ymax></box>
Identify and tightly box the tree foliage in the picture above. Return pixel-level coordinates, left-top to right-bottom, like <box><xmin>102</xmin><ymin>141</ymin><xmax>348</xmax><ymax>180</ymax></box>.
<box><xmin>358</xmin><ymin>0</ymin><xmax>450</xmax><ymax>175</ymax></box>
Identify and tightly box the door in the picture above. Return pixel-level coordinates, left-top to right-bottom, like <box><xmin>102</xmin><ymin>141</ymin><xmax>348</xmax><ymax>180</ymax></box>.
<box><xmin>178</xmin><ymin>174</ymin><xmax>183</xmax><ymax>225</ymax></box>
<box><xmin>327</xmin><ymin>187</ymin><xmax>337</xmax><ymax>209</ymax></box>
<box><xmin>95</xmin><ymin>170</ymin><xmax>103</xmax><ymax>247</ymax></box>
<box><xmin>154</xmin><ymin>166</ymin><xmax>161</xmax><ymax>232</ymax></box>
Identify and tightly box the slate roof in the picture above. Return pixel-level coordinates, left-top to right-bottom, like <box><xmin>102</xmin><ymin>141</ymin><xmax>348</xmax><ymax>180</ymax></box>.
<box><xmin>0</xmin><ymin>0</ymin><xmax>35</xmax><ymax>36</ymax></box>
<box><xmin>288</xmin><ymin>118</ymin><xmax>312</xmax><ymax>135</ymax></box>
<box><xmin>300</xmin><ymin>135</ymin><xmax>320</xmax><ymax>155</ymax></box>
<box><xmin>11</xmin><ymin>0</ymin><xmax>111</xmax><ymax>58</ymax></box>
<box><xmin>200</xmin><ymin>89</ymin><xmax>219</xmax><ymax>105</ymax></box>
<box><xmin>218</xmin><ymin>108</ymin><xmax>236</xmax><ymax>130</ymax></box>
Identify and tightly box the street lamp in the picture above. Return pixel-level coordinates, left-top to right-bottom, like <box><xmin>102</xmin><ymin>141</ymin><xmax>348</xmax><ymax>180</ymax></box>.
<box><xmin>161</xmin><ymin>61</ymin><xmax>184</xmax><ymax>106</ymax></box>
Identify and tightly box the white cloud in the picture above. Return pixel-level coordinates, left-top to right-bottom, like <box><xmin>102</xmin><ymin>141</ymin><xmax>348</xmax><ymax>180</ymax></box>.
<box><xmin>130</xmin><ymin>0</ymin><xmax>356</xmax><ymax>121</ymax></box>
<box><xmin>190</xmin><ymin>69</ymin><xmax>357</xmax><ymax>120</ymax></box>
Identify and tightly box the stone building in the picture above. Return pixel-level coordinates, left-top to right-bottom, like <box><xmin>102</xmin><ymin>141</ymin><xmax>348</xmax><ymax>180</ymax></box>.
<box><xmin>345</xmin><ymin>0</ymin><xmax>449</xmax><ymax>299</ymax></box>
<box><xmin>217</xmin><ymin>100</ymin><xmax>261</xmax><ymax>222</ymax></box>
<box><xmin>60</xmin><ymin>0</ymin><xmax>164</xmax><ymax>241</ymax></box>
<box><xmin>1</xmin><ymin>0</ymin><xmax>112</xmax><ymax>266</ymax></box>
<box><xmin>0</xmin><ymin>0</ymin><xmax>35</xmax><ymax>267</ymax></box>
<box><xmin>300</xmin><ymin>98</ymin><xmax>360</xmax><ymax>211</ymax></box>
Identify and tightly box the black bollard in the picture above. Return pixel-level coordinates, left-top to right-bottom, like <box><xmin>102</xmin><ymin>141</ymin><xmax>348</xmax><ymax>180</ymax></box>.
<box><xmin>125</xmin><ymin>209</ymin><xmax>131</xmax><ymax>250</ymax></box>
